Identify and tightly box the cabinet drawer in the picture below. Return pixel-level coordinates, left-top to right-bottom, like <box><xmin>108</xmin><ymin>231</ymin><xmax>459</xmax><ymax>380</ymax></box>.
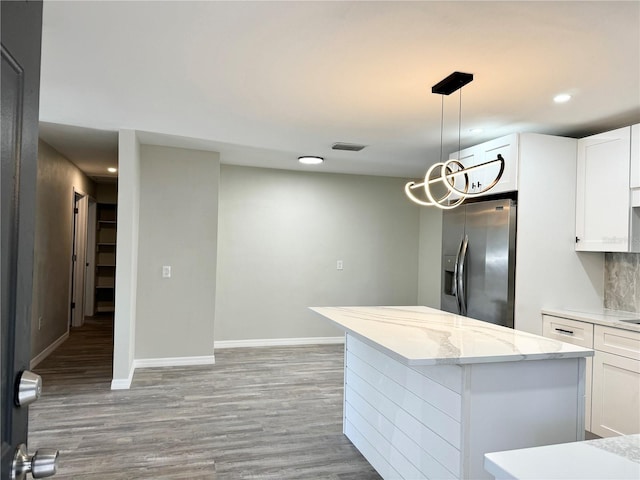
<box><xmin>594</xmin><ymin>325</ymin><xmax>640</xmax><ymax>360</ymax></box>
<box><xmin>542</xmin><ymin>315</ymin><xmax>594</xmax><ymax>348</ymax></box>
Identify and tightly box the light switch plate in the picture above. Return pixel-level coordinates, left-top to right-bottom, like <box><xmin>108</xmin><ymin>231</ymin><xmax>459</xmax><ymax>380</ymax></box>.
<box><xmin>162</xmin><ymin>265</ymin><xmax>171</xmax><ymax>278</ymax></box>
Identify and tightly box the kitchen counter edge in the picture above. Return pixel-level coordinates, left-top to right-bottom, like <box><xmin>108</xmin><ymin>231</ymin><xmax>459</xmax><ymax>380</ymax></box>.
<box><xmin>542</xmin><ymin>308</ymin><xmax>640</xmax><ymax>333</ymax></box>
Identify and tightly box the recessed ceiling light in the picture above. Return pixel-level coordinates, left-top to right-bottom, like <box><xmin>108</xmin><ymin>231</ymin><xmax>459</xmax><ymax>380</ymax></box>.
<box><xmin>469</xmin><ymin>128</ymin><xmax>483</xmax><ymax>134</ymax></box>
<box><xmin>107</xmin><ymin>167</ymin><xmax>118</xmax><ymax>173</ymax></box>
<box><xmin>553</xmin><ymin>93</ymin><xmax>572</xmax><ymax>103</ymax></box>
<box><xmin>298</xmin><ymin>156</ymin><xmax>324</xmax><ymax>165</ymax></box>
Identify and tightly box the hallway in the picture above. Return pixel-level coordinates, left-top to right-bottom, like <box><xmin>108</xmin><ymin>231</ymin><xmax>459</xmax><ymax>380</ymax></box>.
<box><xmin>28</xmin><ymin>318</ymin><xmax>380</xmax><ymax>479</ymax></box>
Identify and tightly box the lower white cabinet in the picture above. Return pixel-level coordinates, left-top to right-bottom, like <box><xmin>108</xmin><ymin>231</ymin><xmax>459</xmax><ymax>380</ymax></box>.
<box><xmin>591</xmin><ymin>326</ymin><xmax>640</xmax><ymax>437</ymax></box>
<box><xmin>542</xmin><ymin>315</ymin><xmax>593</xmax><ymax>431</ymax></box>
<box><xmin>542</xmin><ymin>315</ymin><xmax>640</xmax><ymax>437</ymax></box>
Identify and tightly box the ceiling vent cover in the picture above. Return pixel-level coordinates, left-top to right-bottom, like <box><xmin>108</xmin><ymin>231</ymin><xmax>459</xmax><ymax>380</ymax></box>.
<box><xmin>331</xmin><ymin>142</ymin><xmax>366</xmax><ymax>152</ymax></box>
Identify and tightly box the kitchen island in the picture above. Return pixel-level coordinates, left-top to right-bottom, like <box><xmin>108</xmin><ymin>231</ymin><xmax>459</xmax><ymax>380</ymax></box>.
<box><xmin>311</xmin><ymin>306</ymin><xmax>594</xmax><ymax>480</ymax></box>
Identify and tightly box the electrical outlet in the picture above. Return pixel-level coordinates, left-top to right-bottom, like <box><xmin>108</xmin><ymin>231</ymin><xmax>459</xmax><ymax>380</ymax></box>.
<box><xmin>336</xmin><ymin>260</ymin><xmax>343</xmax><ymax>270</ymax></box>
<box><xmin>162</xmin><ymin>265</ymin><xmax>171</xmax><ymax>278</ymax></box>
<box><xmin>38</xmin><ymin>316</ymin><xmax>43</xmax><ymax>331</ymax></box>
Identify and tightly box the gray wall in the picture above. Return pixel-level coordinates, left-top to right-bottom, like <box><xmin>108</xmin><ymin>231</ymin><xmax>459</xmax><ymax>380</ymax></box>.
<box><xmin>214</xmin><ymin>165</ymin><xmax>421</xmax><ymax>342</ymax></box>
<box><xmin>605</xmin><ymin>252</ymin><xmax>640</xmax><ymax>313</ymax></box>
<box><xmin>135</xmin><ymin>145</ymin><xmax>220</xmax><ymax>359</ymax></box>
<box><xmin>31</xmin><ymin>139</ymin><xmax>96</xmax><ymax>360</ymax></box>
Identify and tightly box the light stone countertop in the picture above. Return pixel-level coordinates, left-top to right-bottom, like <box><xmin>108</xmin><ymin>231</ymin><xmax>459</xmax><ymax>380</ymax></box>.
<box><xmin>484</xmin><ymin>434</ymin><xmax>640</xmax><ymax>480</ymax></box>
<box><xmin>542</xmin><ymin>307</ymin><xmax>640</xmax><ymax>333</ymax></box>
<box><xmin>311</xmin><ymin>306</ymin><xmax>593</xmax><ymax>366</ymax></box>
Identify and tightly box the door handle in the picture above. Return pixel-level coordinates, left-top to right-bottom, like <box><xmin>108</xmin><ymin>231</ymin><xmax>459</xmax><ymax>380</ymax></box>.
<box><xmin>457</xmin><ymin>235</ymin><xmax>469</xmax><ymax>316</ymax></box>
<box><xmin>453</xmin><ymin>236</ymin><xmax>464</xmax><ymax>313</ymax></box>
<box><xmin>12</xmin><ymin>444</ymin><xmax>59</xmax><ymax>479</ymax></box>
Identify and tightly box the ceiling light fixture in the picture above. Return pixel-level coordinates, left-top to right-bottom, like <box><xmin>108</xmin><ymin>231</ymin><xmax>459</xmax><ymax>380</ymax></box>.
<box><xmin>553</xmin><ymin>93</ymin><xmax>572</xmax><ymax>103</ymax></box>
<box><xmin>405</xmin><ymin>72</ymin><xmax>505</xmax><ymax>209</ymax></box>
<box><xmin>107</xmin><ymin>167</ymin><xmax>117</xmax><ymax>173</ymax></box>
<box><xmin>298</xmin><ymin>155</ymin><xmax>324</xmax><ymax>165</ymax></box>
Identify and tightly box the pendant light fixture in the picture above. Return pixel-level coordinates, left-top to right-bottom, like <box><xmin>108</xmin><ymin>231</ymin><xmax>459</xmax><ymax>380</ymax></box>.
<box><xmin>405</xmin><ymin>72</ymin><xmax>505</xmax><ymax>209</ymax></box>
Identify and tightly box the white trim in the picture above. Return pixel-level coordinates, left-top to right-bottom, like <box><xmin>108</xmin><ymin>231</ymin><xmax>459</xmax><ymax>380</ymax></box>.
<box><xmin>214</xmin><ymin>336</ymin><xmax>345</xmax><ymax>349</ymax></box>
<box><xmin>110</xmin><ymin>364</ymin><xmax>135</xmax><ymax>390</ymax></box>
<box><xmin>133</xmin><ymin>355</ymin><xmax>216</xmax><ymax>369</ymax></box>
<box><xmin>110</xmin><ymin>355</ymin><xmax>216</xmax><ymax>390</ymax></box>
<box><xmin>30</xmin><ymin>331</ymin><xmax>69</xmax><ymax>369</ymax></box>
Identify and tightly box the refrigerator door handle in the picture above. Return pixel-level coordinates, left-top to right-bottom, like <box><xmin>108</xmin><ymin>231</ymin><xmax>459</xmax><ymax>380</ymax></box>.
<box><xmin>457</xmin><ymin>235</ymin><xmax>469</xmax><ymax>316</ymax></box>
<box><xmin>453</xmin><ymin>236</ymin><xmax>463</xmax><ymax>313</ymax></box>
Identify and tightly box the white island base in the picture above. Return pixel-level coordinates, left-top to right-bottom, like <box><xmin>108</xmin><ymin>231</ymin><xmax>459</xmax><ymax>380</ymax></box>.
<box><xmin>312</xmin><ymin>307</ymin><xmax>591</xmax><ymax>480</ymax></box>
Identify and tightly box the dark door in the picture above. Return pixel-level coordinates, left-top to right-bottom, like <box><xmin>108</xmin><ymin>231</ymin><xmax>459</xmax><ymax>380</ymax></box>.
<box><xmin>1</xmin><ymin>1</ymin><xmax>58</xmax><ymax>478</ymax></box>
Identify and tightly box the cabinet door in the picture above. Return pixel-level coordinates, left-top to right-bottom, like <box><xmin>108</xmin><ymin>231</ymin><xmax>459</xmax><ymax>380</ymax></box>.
<box><xmin>449</xmin><ymin>133</ymin><xmax>518</xmax><ymax>198</ymax></box>
<box><xmin>478</xmin><ymin>133</ymin><xmax>518</xmax><ymax>195</ymax></box>
<box><xmin>575</xmin><ymin>126</ymin><xmax>631</xmax><ymax>252</ymax></box>
<box><xmin>631</xmin><ymin>124</ymin><xmax>640</xmax><ymax>206</ymax></box>
<box><xmin>449</xmin><ymin>145</ymin><xmax>480</xmax><ymax>199</ymax></box>
<box><xmin>591</xmin><ymin>350</ymin><xmax>640</xmax><ymax>437</ymax></box>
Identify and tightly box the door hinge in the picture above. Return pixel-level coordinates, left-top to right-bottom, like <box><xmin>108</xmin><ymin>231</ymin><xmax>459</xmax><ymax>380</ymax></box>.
<box><xmin>576</xmin><ymin>236</ymin><xmax>581</xmax><ymax>243</ymax></box>
<box><xmin>72</xmin><ymin>254</ymin><xmax>77</xmax><ymax>262</ymax></box>
<box><xmin>74</xmin><ymin>207</ymin><xmax>79</xmax><ymax>214</ymax></box>
<box><xmin>71</xmin><ymin>302</ymin><xmax>75</xmax><ymax>309</ymax></box>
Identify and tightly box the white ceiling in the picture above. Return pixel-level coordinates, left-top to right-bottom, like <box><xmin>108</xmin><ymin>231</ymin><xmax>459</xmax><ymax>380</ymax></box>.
<box><xmin>38</xmin><ymin>1</ymin><xmax>640</xmax><ymax>183</ymax></box>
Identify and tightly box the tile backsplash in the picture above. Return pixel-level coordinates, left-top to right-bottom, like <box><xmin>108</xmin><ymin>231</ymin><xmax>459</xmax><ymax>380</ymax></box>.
<box><xmin>605</xmin><ymin>252</ymin><xmax>640</xmax><ymax>313</ymax></box>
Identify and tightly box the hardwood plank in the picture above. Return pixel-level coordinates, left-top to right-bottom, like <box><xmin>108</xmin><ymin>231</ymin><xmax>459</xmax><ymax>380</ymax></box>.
<box><xmin>29</xmin><ymin>317</ymin><xmax>381</xmax><ymax>479</ymax></box>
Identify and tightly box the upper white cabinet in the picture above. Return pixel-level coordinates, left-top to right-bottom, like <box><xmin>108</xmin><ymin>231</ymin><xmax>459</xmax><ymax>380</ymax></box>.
<box><xmin>449</xmin><ymin>133</ymin><xmax>518</xmax><ymax>197</ymax></box>
<box><xmin>575</xmin><ymin>125</ymin><xmax>639</xmax><ymax>252</ymax></box>
<box><xmin>631</xmin><ymin>124</ymin><xmax>640</xmax><ymax>206</ymax></box>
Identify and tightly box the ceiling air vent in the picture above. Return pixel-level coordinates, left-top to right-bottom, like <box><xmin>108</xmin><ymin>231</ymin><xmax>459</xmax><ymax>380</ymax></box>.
<box><xmin>331</xmin><ymin>142</ymin><xmax>367</xmax><ymax>152</ymax></box>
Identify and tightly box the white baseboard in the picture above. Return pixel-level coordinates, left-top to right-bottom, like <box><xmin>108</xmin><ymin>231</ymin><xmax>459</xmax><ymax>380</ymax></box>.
<box><xmin>133</xmin><ymin>355</ymin><xmax>216</xmax><ymax>369</ymax></box>
<box><xmin>111</xmin><ymin>355</ymin><xmax>215</xmax><ymax>390</ymax></box>
<box><xmin>30</xmin><ymin>331</ymin><xmax>70</xmax><ymax>369</ymax></box>
<box><xmin>214</xmin><ymin>336</ymin><xmax>345</xmax><ymax>349</ymax></box>
<box><xmin>110</xmin><ymin>364</ymin><xmax>135</xmax><ymax>390</ymax></box>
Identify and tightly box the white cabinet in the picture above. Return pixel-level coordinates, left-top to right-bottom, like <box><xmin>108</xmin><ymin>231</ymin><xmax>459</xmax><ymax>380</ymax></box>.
<box><xmin>542</xmin><ymin>314</ymin><xmax>640</xmax><ymax>437</ymax></box>
<box><xmin>631</xmin><ymin>124</ymin><xmax>640</xmax><ymax>206</ymax></box>
<box><xmin>575</xmin><ymin>126</ymin><xmax>638</xmax><ymax>252</ymax></box>
<box><xmin>542</xmin><ymin>315</ymin><xmax>594</xmax><ymax>431</ymax></box>
<box><xmin>591</xmin><ymin>325</ymin><xmax>640</xmax><ymax>437</ymax></box>
<box><xmin>449</xmin><ymin>133</ymin><xmax>518</xmax><ymax>197</ymax></box>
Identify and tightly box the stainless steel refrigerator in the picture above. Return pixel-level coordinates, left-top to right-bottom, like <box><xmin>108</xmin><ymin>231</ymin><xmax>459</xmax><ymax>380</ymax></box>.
<box><xmin>441</xmin><ymin>197</ymin><xmax>517</xmax><ymax>328</ymax></box>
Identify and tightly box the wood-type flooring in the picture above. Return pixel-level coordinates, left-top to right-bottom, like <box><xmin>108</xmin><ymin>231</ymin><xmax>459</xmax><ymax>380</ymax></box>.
<box><xmin>29</xmin><ymin>317</ymin><xmax>381</xmax><ymax>479</ymax></box>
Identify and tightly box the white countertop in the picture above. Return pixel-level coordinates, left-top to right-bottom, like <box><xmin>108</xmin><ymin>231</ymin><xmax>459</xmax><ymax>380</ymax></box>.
<box><xmin>542</xmin><ymin>308</ymin><xmax>640</xmax><ymax>333</ymax></box>
<box><xmin>311</xmin><ymin>306</ymin><xmax>593</xmax><ymax>366</ymax></box>
<box><xmin>484</xmin><ymin>434</ymin><xmax>640</xmax><ymax>480</ymax></box>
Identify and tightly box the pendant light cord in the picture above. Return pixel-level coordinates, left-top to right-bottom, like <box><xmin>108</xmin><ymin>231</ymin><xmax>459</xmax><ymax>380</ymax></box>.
<box><xmin>439</xmin><ymin>95</ymin><xmax>444</xmax><ymax>163</ymax></box>
<box><xmin>458</xmin><ymin>88</ymin><xmax>462</xmax><ymax>155</ymax></box>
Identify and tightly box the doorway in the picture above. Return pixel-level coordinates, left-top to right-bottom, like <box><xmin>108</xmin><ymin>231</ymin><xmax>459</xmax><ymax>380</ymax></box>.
<box><xmin>70</xmin><ymin>191</ymin><xmax>90</xmax><ymax>328</ymax></box>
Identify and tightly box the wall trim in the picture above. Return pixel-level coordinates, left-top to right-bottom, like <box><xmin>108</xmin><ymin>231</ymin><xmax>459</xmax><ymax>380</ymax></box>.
<box><xmin>110</xmin><ymin>364</ymin><xmax>135</xmax><ymax>390</ymax></box>
<box><xmin>213</xmin><ymin>336</ymin><xmax>345</xmax><ymax>349</ymax></box>
<box><xmin>110</xmin><ymin>355</ymin><xmax>215</xmax><ymax>390</ymax></box>
<box><xmin>133</xmin><ymin>355</ymin><xmax>216</xmax><ymax>369</ymax></box>
<box><xmin>30</xmin><ymin>331</ymin><xmax>69</xmax><ymax>369</ymax></box>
